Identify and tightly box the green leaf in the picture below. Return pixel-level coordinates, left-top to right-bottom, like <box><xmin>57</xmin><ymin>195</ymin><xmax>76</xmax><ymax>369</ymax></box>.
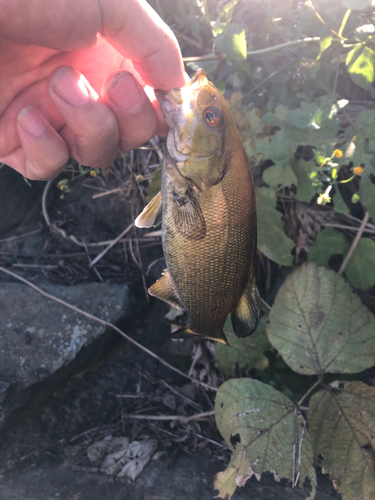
<box><xmin>266</xmin><ymin>262</ymin><xmax>375</xmax><ymax>375</ymax></box>
<box><xmin>256</xmin><ymin>187</ymin><xmax>294</xmax><ymax>266</ymax></box>
<box><xmin>318</xmin><ymin>35</ymin><xmax>332</xmax><ymax>59</ymax></box>
<box><xmin>290</xmin><ymin>158</ymin><xmax>317</xmax><ymax>202</ymax></box>
<box><xmin>332</xmin><ymin>189</ymin><xmax>348</xmax><ymax>213</ymax></box>
<box><xmin>308</xmin><ymin>227</ymin><xmax>349</xmax><ymax>266</ymax></box>
<box><xmin>358</xmin><ymin>164</ymin><xmax>375</xmax><ymax>221</ymax></box>
<box><xmin>288</xmin><ymin>102</ymin><xmax>319</xmax><ymax>129</ymax></box>
<box><xmin>341</xmin><ymin>0</ymin><xmax>372</xmax><ymax>9</ymax></box>
<box><xmin>263</xmin><ymin>164</ymin><xmax>297</xmax><ymax>188</ymax></box>
<box><xmin>213</xmin><ymin>24</ymin><xmax>247</xmax><ymax>62</ymax></box>
<box><xmin>214</xmin><ymin>379</ymin><xmax>316</xmax><ymax>499</ymax></box>
<box><xmin>345</xmin><ymin>237</ymin><xmax>375</xmax><ymax>290</ymax></box>
<box><xmin>256</xmin><ymin>105</ymin><xmax>339</xmax><ymax>168</ymax></box>
<box><xmin>308</xmin><ymin>381</ymin><xmax>375</xmax><ymax>500</ymax></box>
<box><xmin>215</xmin><ymin>313</ymin><xmax>271</xmax><ymax>374</ymax></box>
<box><xmin>346</xmin><ymin>44</ymin><xmax>375</xmax><ymax>90</ymax></box>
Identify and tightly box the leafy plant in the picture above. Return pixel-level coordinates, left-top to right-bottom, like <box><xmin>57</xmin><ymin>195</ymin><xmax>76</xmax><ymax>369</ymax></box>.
<box><xmin>149</xmin><ymin>1</ymin><xmax>375</xmax><ymax>497</ymax></box>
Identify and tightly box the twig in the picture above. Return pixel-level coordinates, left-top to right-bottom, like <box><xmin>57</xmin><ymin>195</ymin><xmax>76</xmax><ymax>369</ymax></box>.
<box><xmin>42</xmin><ymin>180</ymin><xmax>114</xmax><ymax>248</ymax></box>
<box><xmin>123</xmin><ymin>410</ymin><xmax>215</xmax><ymax>423</ymax></box>
<box><xmin>92</xmin><ymin>187</ymin><xmax>122</xmax><ymax>199</ymax></box>
<box><xmin>116</xmin><ymin>394</ymin><xmax>146</xmax><ymax>399</ymax></box>
<box><xmin>262</xmin><ymin>298</ymin><xmax>272</xmax><ymax>311</ymax></box>
<box><xmin>322</xmin><ymin>222</ymin><xmax>375</xmax><ymax>234</ymax></box>
<box><xmin>0</xmin><ymin>266</ymin><xmax>217</xmax><ymax>393</ymax></box>
<box><xmin>90</xmin><ymin>223</ymin><xmax>134</xmax><ymax>267</ymax></box>
<box><xmin>12</xmin><ymin>264</ymin><xmax>57</xmax><ymax>270</ymax></box>
<box><xmin>338</xmin><ymin>211</ymin><xmax>370</xmax><ymax>276</ymax></box>
<box><xmin>0</xmin><ymin>228</ymin><xmax>42</xmax><ymax>243</ymax></box>
<box><xmin>158</xmin><ymin>378</ymin><xmax>203</xmax><ymax>412</ymax></box>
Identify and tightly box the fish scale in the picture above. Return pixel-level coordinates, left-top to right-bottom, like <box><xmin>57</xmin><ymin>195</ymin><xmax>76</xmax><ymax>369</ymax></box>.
<box><xmin>135</xmin><ymin>69</ymin><xmax>261</xmax><ymax>344</ymax></box>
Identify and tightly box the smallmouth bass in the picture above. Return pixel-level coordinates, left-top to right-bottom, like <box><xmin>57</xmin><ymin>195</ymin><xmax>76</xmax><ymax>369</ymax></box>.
<box><xmin>136</xmin><ymin>69</ymin><xmax>261</xmax><ymax>345</ymax></box>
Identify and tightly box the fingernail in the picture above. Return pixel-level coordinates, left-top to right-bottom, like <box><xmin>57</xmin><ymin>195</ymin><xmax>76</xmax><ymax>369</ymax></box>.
<box><xmin>107</xmin><ymin>72</ymin><xmax>144</xmax><ymax>112</ymax></box>
<box><xmin>52</xmin><ymin>66</ymin><xmax>90</xmax><ymax>106</ymax></box>
<box><xmin>17</xmin><ymin>107</ymin><xmax>46</xmax><ymax>137</ymax></box>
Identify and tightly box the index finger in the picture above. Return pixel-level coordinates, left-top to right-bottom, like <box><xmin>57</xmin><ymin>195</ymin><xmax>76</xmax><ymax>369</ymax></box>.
<box><xmin>100</xmin><ymin>0</ymin><xmax>188</xmax><ymax>91</ymax></box>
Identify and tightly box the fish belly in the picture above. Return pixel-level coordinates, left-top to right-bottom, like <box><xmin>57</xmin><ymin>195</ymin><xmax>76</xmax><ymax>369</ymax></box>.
<box><xmin>163</xmin><ymin>163</ymin><xmax>255</xmax><ymax>337</ymax></box>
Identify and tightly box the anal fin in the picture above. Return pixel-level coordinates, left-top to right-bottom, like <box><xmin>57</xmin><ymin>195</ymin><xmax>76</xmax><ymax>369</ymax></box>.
<box><xmin>135</xmin><ymin>191</ymin><xmax>162</xmax><ymax>228</ymax></box>
<box><xmin>148</xmin><ymin>269</ymin><xmax>183</xmax><ymax>310</ymax></box>
<box><xmin>231</xmin><ymin>279</ymin><xmax>261</xmax><ymax>338</ymax></box>
<box><xmin>170</xmin><ymin>326</ymin><xmax>228</xmax><ymax>345</ymax></box>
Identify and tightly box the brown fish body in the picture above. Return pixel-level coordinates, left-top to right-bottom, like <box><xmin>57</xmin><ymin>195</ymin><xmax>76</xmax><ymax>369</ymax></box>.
<box><xmin>136</xmin><ymin>69</ymin><xmax>260</xmax><ymax>344</ymax></box>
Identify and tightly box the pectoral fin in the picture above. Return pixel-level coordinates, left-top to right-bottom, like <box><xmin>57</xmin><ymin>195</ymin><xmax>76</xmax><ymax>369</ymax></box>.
<box><xmin>172</xmin><ymin>188</ymin><xmax>206</xmax><ymax>240</ymax></box>
<box><xmin>170</xmin><ymin>326</ymin><xmax>228</xmax><ymax>345</ymax></box>
<box><xmin>148</xmin><ymin>269</ymin><xmax>183</xmax><ymax>310</ymax></box>
<box><xmin>135</xmin><ymin>191</ymin><xmax>162</xmax><ymax>228</ymax></box>
<box><xmin>231</xmin><ymin>279</ymin><xmax>261</xmax><ymax>338</ymax></box>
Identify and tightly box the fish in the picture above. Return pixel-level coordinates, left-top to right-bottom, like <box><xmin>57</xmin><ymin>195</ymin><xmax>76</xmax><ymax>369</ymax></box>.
<box><xmin>135</xmin><ymin>68</ymin><xmax>261</xmax><ymax>345</ymax></box>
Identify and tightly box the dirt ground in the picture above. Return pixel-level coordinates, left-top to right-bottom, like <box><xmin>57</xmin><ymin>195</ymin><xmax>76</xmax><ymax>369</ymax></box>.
<box><xmin>0</xmin><ymin>161</ymin><xmax>341</xmax><ymax>499</ymax></box>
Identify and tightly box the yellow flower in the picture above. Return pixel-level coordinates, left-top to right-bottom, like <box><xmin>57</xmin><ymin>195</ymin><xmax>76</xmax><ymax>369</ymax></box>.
<box><xmin>333</xmin><ymin>149</ymin><xmax>343</xmax><ymax>158</ymax></box>
<box><xmin>353</xmin><ymin>166</ymin><xmax>364</xmax><ymax>176</ymax></box>
<box><xmin>317</xmin><ymin>185</ymin><xmax>332</xmax><ymax>205</ymax></box>
<box><xmin>90</xmin><ymin>170</ymin><xmax>97</xmax><ymax>177</ymax></box>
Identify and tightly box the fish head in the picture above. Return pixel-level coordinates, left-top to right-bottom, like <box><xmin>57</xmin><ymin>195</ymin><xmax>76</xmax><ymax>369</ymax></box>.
<box><xmin>155</xmin><ymin>69</ymin><xmax>229</xmax><ymax>162</ymax></box>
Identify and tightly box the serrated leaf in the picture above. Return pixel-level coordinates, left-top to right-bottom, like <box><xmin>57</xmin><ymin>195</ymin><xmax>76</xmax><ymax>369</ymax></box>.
<box><xmin>215</xmin><ymin>313</ymin><xmax>271</xmax><ymax>374</ymax></box>
<box><xmin>256</xmin><ymin>187</ymin><xmax>294</xmax><ymax>266</ymax></box>
<box><xmin>213</xmin><ymin>24</ymin><xmax>247</xmax><ymax>62</ymax></box>
<box><xmin>308</xmin><ymin>381</ymin><xmax>375</xmax><ymax>500</ymax></box>
<box><xmin>346</xmin><ymin>44</ymin><xmax>375</xmax><ymax>90</ymax></box>
<box><xmin>308</xmin><ymin>227</ymin><xmax>349</xmax><ymax>266</ymax></box>
<box><xmin>290</xmin><ymin>158</ymin><xmax>317</xmax><ymax>202</ymax></box>
<box><xmin>266</xmin><ymin>262</ymin><xmax>375</xmax><ymax>375</ymax></box>
<box><xmin>345</xmin><ymin>237</ymin><xmax>375</xmax><ymax>290</ymax></box>
<box><xmin>341</xmin><ymin>0</ymin><xmax>372</xmax><ymax>9</ymax></box>
<box><xmin>214</xmin><ymin>378</ymin><xmax>316</xmax><ymax>499</ymax></box>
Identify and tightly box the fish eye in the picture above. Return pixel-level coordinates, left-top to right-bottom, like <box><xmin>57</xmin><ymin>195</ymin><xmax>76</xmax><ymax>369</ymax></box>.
<box><xmin>204</xmin><ymin>107</ymin><xmax>221</xmax><ymax>127</ymax></box>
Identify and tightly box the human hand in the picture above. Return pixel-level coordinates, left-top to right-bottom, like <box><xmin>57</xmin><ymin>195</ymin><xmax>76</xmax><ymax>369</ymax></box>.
<box><xmin>0</xmin><ymin>0</ymin><xmax>187</xmax><ymax>180</ymax></box>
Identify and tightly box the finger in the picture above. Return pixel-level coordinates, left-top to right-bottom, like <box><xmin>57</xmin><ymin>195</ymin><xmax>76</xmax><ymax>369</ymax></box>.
<box><xmin>102</xmin><ymin>71</ymin><xmax>159</xmax><ymax>152</ymax></box>
<box><xmin>48</xmin><ymin>65</ymin><xmax>120</xmax><ymax>168</ymax></box>
<box><xmin>100</xmin><ymin>0</ymin><xmax>188</xmax><ymax>90</ymax></box>
<box><xmin>8</xmin><ymin>106</ymin><xmax>69</xmax><ymax>180</ymax></box>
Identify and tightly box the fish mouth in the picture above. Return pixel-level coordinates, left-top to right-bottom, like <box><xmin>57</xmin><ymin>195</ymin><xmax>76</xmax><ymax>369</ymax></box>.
<box><xmin>155</xmin><ymin>68</ymin><xmax>208</xmax><ymax>127</ymax></box>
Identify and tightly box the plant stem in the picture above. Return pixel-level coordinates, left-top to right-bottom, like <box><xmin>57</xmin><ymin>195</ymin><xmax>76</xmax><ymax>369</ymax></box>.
<box><xmin>183</xmin><ymin>37</ymin><xmax>326</xmax><ymax>64</ymax></box>
<box><xmin>298</xmin><ymin>378</ymin><xmax>323</xmax><ymax>406</ymax></box>
<box><xmin>338</xmin><ymin>9</ymin><xmax>351</xmax><ymax>38</ymax></box>
<box><xmin>338</xmin><ymin>211</ymin><xmax>370</xmax><ymax>276</ymax></box>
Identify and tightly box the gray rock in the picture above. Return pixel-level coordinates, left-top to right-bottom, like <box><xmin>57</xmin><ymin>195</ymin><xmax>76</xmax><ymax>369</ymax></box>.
<box><xmin>0</xmin><ymin>281</ymin><xmax>129</xmax><ymax>426</ymax></box>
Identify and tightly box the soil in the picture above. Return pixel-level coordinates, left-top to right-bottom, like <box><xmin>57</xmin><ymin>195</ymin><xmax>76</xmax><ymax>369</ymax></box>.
<box><xmin>0</xmin><ymin>160</ymin><xmax>341</xmax><ymax>500</ymax></box>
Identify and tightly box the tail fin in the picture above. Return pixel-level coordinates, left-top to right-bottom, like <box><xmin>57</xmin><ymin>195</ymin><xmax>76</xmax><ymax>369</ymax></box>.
<box><xmin>170</xmin><ymin>326</ymin><xmax>228</xmax><ymax>345</ymax></box>
<box><xmin>231</xmin><ymin>280</ymin><xmax>261</xmax><ymax>338</ymax></box>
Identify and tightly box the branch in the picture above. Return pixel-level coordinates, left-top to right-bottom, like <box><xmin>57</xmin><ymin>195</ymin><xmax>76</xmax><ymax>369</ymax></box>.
<box><xmin>183</xmin><ymin>37</ymin><xmax>329</xmax><ymax>64</ymax></box>
<box><xmin>338</xmin><ymin>211</ymin><xmax>370</xmax><ymax>276</ymax></box>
